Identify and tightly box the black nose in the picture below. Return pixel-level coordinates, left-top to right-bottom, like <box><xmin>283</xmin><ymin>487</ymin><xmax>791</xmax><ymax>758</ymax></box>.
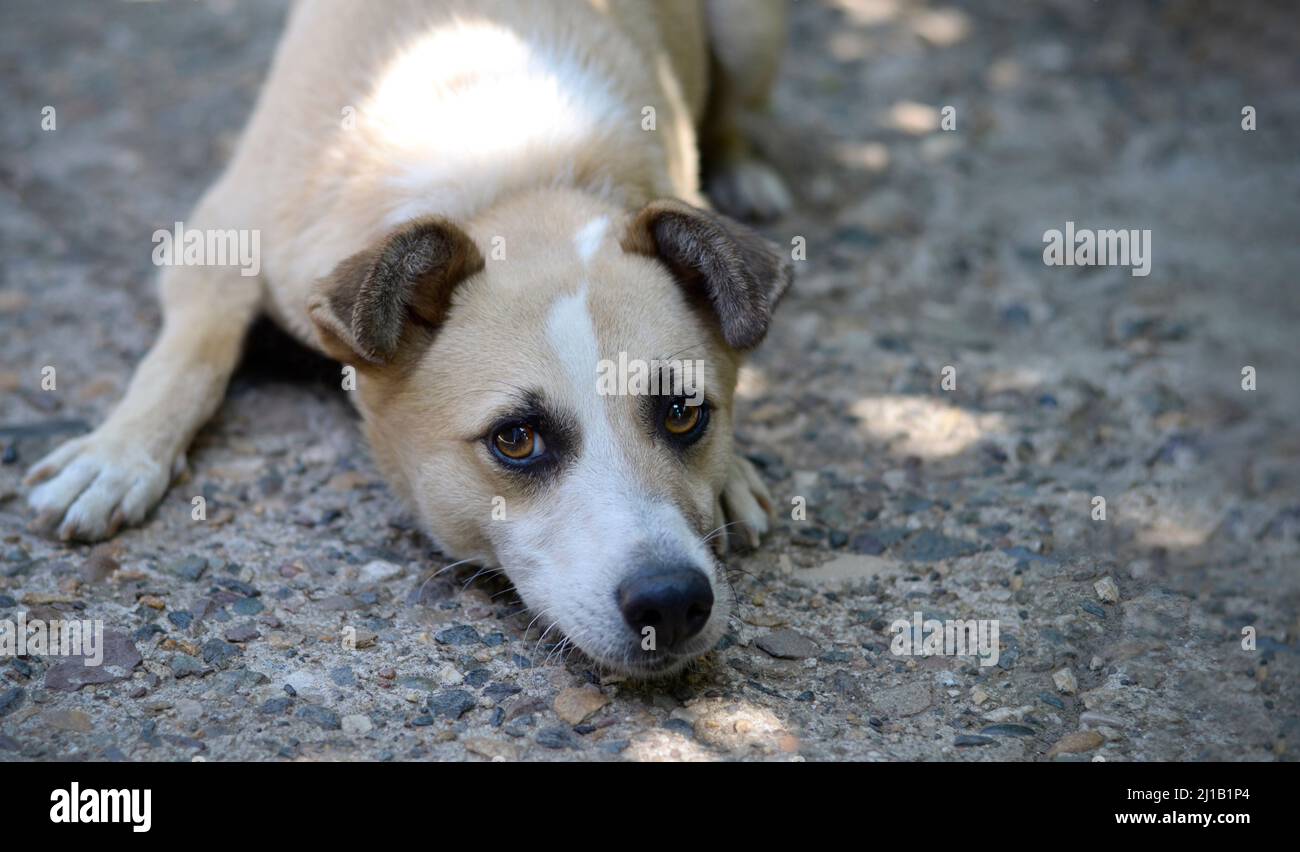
<box><xmin>618</xmin><ymin>566</ymin><xmax>714</xmax><ymax>650</ymax></box>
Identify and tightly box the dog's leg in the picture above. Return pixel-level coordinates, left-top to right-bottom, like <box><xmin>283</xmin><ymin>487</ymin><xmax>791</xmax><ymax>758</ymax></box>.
<box><xmin>712</xmin><ymin>453</ymin><xmax>774</xmax><ymax>555</ymax></box>
<box><xmin>25</xmin><ymin>193</ymin><xmax>262</xmax><ymax>541</ymax></box>
<box><xmin>701</xmin><ymin>0</ymin><xmax>792</xmax><ymax>221</ymax></box>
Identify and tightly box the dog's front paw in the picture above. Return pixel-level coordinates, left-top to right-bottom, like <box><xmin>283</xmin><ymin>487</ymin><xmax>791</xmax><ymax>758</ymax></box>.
<box><xmin>712</xmin><ymin>454</ymin><xmax>774</xmax><ymax>555</ymax></box>
<box><xmin>706</xmin><ymin>156</ymin><xmax>792</xmax><ymax>223</ymax></box>
<box><xmin>24</xmin><ymin>429</ymin><xmax>179</xmax><ymax>541</ymax></box>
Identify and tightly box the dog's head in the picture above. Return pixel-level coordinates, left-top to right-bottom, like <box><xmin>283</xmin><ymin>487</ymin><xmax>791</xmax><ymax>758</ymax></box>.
<box><xmin>308</xmin><ymin>189</ymin><xmax>791</xmax><ymax>676</ymax></box>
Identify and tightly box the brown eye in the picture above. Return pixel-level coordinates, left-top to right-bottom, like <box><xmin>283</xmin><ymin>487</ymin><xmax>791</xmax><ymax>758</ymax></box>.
<box><xmin>493</xmin><ymin>424</ymin><xmax>540</xmax><ymax>460</ymax></box>
<box><xmin>664</xmin><ymin>400</ymin><xmax>702</xmax><ymax>436</ymax></box>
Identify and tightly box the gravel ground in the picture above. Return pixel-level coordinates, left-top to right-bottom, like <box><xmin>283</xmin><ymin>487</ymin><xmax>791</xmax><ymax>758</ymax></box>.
<box><xmin>2</xmin><ymin>0</ymin><xmax>1298</xmax><ymax>762</ymax></box>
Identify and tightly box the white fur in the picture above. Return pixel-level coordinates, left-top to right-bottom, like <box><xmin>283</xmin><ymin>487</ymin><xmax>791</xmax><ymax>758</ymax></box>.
<box><xmin>573</xmin><ymin>216</ymin><xmax>610</xmax><ymax>265</ymax></box>
<box><xmin>367</xmin><ymin>22</ymin><xmax>628</xmax><ymax>228</ymax></box>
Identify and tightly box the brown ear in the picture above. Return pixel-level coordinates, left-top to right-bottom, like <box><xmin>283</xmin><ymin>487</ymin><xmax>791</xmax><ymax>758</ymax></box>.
<box><xmin>308</xmin><ymin>217</ymin><xmax>484</xmax><ymax>364</ymax></box>
<box><xmin>620</xmin><ymin>200</ymin><xmax>793</xmax><ymax>350</ymax></box>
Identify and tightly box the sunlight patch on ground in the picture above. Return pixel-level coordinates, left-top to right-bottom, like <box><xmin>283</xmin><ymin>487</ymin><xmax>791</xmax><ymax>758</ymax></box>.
<box><xmin>851</xmin><ymin>394</ymin><xmax>1004</xmax><ymax>458</ymax></box>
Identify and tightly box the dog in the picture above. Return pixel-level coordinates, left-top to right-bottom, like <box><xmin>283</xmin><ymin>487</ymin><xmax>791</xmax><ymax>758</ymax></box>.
<box><xmin>25</xmin><ymin>0</ymin><xmax>793</xmax><ymax>676</ymax></box>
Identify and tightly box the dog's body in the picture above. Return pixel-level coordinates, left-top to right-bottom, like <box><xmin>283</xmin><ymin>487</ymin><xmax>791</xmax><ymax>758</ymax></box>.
<box><xmin>27</xmin><ymin>0</ymin><xmax>792</xmax><ymax>675</ymax></box>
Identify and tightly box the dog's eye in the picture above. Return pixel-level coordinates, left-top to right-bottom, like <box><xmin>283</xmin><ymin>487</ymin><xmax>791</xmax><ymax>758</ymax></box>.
<box><xmin>663</xmin><ymin>398</ymin><xmax>707</xmax><ymax>442</ymax></box>
<box><xmin>492</xmin><ymin>423</ymin><xmax>544</xmax><ymax>462</ymax></box>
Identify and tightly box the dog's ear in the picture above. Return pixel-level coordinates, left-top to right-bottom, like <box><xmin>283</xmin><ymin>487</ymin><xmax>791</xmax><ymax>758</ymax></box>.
<box><xmin>308</xmin><ymin>217</ymin><xmax>485</xmax><ymax>364</ymax></box>
<box><xmin>621</xmin><ymin>199</ymin><xmax>792</xmax><ymax>350</ymax></box>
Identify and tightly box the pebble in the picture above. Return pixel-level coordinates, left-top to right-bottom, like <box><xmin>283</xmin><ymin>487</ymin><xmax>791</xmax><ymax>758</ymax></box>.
<box><xmin>170</xmin><ymin>655</ymin><xmax>206</xmax><ymax>679</ymax></box>
<box><xmin>225</xmin><ymin>624</ymin><xmax>260</xmax><ymax>643</ymax></box>
<box><xmin>80</xmin><ymin>550</ymin><xmax>119</xmax><ymax>583</ymax></box>
<box><xmin>848</xmin><ymin>532</ymin><xmax>886</xmax><ymax>555</ymax></box>
<box><xmin>464</xmin><ymin>737</ymin><xmax>518</xmax><ymax>761</ymax></box>
<box><xmin>1080</xmin><ymin>601</ymin><xmax>1107</xmax><ymax>619</ymax></box>
<box><xmin>232</xmin><ymin>597</ymin><xmax>264</xmax><ymax>616</ymax></box>
<box><xmin>484</xmin><ymin>683</ymin><xmax>522</xmax><ymax>703</ymax></box>
<box><xmin>202</xmin><ymin>638</ymin><xmax>241</xmax><ymax>666</ymax></box>
<box><xmin>954</xmin><ymin>734</ymin><xmax>995</xmax><ymax>747</ymax></box>
<box><xmin>259</xmin><ymin>697</ymin><xmax>293</xmax><ymax>715</ymax></box>
<box><xmin>296</xmin><ymin>705</ymin><xmax>341</xmax><ymax>730</ymax></box>
<box><xmin>173</xmin><ymin>555</ymin><xmax>209</xmax><ymax>582</ymax></box>
<box><xmin>1094</xmin><ymin>576</ymin><xmax>1120</xmax><ymax>603</ymax></box>
<box><xmin>1053</xmin><ymin>668</ymin><xmax>1078</xmax><ymax>695</ymax></box>
<box><xmin>535</xmin><ymin>726</ymin><xmax>581</xmax><ymax>750</ymax></box>
<box><xmin>428</xmin><ymin>689</ymin><xmax>477</xmax><ymax>720</ymax></box>
<box><xmin>46</xmin><ymin>709</ymin><xmax>94</xmax><ymax>733</ymax></box>
<box><xmin>341</xmin><ymin>714</ymin><xmax>373</xmax><ymax>736</ymax></box>
<box><xmin>755</xmin><ymin>629</ymin><xmax>820</xmax><ymax>660</ymax></box>
<box><xmin>360</xmin><ymin>560</ymin><xmax>404</xmax><ymax>584</ymax></box>
<box><xmin>554</xmin><ymin>686</ymin><xmax>609</xmax><ymax>725</ymax></box>
<box><xmin>1047</xmin><ymin>730</ymin><xmax>1105</xmax><ymax>757</ymax></box>
<box><xmin>435</xmin><ymin>624</ymin><xmax>482</xmax><ymax>646</ymax></box>
<box><xmin>0</xmin><ymin>686</ymin><xmax>25</xmax><ymax>717</ymax></box>
<box><xmin>980</xmin><ymin>724</ymin><xmax>1036</xmax><ymax>737</ymax></box>
<box><xmin>46</xmin><ymin>631</ymin><xmax>143</xmax><ymax>692</ymax></box>
<box><xmin>869</xmin><ymin>682</ymin><xmax>934</xmax><ymax>718</ymax></box>
<box><xmin>1080</xmin><ymin>711</ymin><xmax>1126</xmax><ymax>728</ymax></box>
<box><xmin>896</xmin><ymin>529</ymin><xmax>980</xmax><ymax>562</ymax></box>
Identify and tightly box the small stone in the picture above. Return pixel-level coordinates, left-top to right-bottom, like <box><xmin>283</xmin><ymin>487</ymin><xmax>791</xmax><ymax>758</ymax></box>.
<box><xmin>895</xmin><ymin>529</ymin><xmax>980</xmax><ymax>562</ymax></box>
<box><xmin>174</xmin><ymin>699</ymin><xmax>204</xmax><ymax>722</ymax></box>
<box><xmin>173</xmin><ymin>555</ymin><xmax>209</xmax><ymax>582</ymax></box>
<box><xmin>1080</xmin><ymin>711</ymin><xmax>1126</xmax><ymax>728</ymax></box>
<box><xmin>755</xmin><ymin>629</ymin><xmax>820</xmax><ymax>660</ymax></box>
<box><xmin>259</xmin><ymin>697</ymin><xmax>293</xmax><ymax>715</ymax></box>
<box><xmin>231</xmin><ymin>597</ymin><xmax>264</xmax><ymax>616</ymax></box>
<box><xmin>849</xmin><ymin>532</ymin><xmax>886</xmax><ymax>555</ymax></box>
<box><xmin>170</xmin><ymin>654</ymin><xmax>206</xmax><ymax>679</ymax></box>
<box><xmin>435</xmin><ymin>624</ymin><xmax>482</xmax><ymax>646</ymax></box>
<box><xmin>971</xmin><ymin>686</ymin><xmax>990</xmax><ymax>706</ymax></box>
<box><xmin>464</xmin><ymin>737</ymin><xmax>518</xmax><ymax>761</ymax></box>
<box><xmin>1094</xmin><ymin>576</ymin><xmax>1120</xmax><ymax>603</ymax></box>
<box><xmin>46</xmin><ymin>709</ymin><xmax>94</xmax><ymax>733</ymax></box>
<box><xmin>352</xmin><ymin>629</ymin><xmax>378</xmax><ymax>649</ymax></box>
<box><xmin>428</xmin><ymin>689</ymin><xmax>477</xmax><ymax>720</ymax></box>
<box><xmin>869</xmin><ymin>682</ymin><xmax>934</xmax><ymax>718</ymax></box>
<box><xmin>45</xmin><ymin>630</ymin><xmax>142</xmax><ymax>691</ymax></box>
<box><xmin>224</xmin><ymin>624</ymin><xmax>260</xmax><ymax>643</ymax></box>
<box><xmin>536</xmin><ymin>726</ymin><xmax>581</xmax><ymax>750</ymax></box>
<box><xmin>0</xmin><ymin>686</ymin><xmax>25</xmax><ymax>717</ymax></box>
<box><xmin>554</xmin><ymin>686</ymin><xmax>609</xmax><ymax>725</ymax></box>
<box><xmin>360</xmin><ymin>560</ymin><xmax>404</xmax><ymax>584</ymax></box>
<box><xmin>341</xmin><ymin>714</ymin><xmax>373</xmax><ymax>736</ymax></box>
<box><xmin>80</xmin><ymin>549</ymin><xmax>119</xmax><ymax>583</ymax></box>
<box><xmin>980</xmin><ymin>723</ymin><xmax>1036</xmax><ymax>737</ymax></box>
<box><xmin>202</xmin><ymin>638</ymin><xmax>241</xmax><ymax>666</ymax></box>
<box><xmin>1053</xmin><ymin>667</ymin><xmax>1078</xmax><ymax>695</ymax></box>
<box><xmin>484</xmin><ymin>682</ymin><xmax>522</xmax><ymax>703</ymax></box>
<box><xmin>954</xmin><ymin>734</ymin><xmax>995</xmax><ymax>747</ymax></box>
<box><xmin>138</xmin><ymin>595</ymin><xmax>166</xmax><ymax>610</ymax></box>
<box><xmin>296</xmin><ymin>705</ymin><xmax>341</xmax><ymax>730</ymax></box>
<box><xmin>1047</xmin><ymin>730</ymin><xmax>1105</xmax><ymax>757</ymax></box>
<box><xmin>1080</xmin><ymin>600</ymin><xmax>1107</xmax><ymax>619</ymax></box>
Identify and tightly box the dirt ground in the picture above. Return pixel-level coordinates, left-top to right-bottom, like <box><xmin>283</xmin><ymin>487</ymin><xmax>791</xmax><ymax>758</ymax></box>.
<box><xmin>2</xmin><ymin>0</ymin><xmax>1298</xmax><ymax>762</ymax></box>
